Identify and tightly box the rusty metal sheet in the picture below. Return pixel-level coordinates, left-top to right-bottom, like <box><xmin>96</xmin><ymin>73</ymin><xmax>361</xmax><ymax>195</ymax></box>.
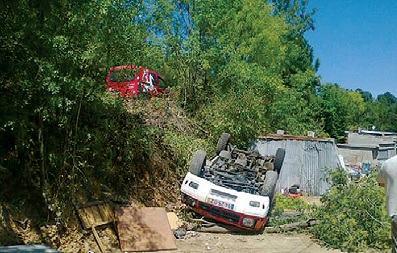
<box><xmin>116</xmin><ymin>207</ymin><xmax>177</xmax><ymax>252</ymax></box>
<box><xmin>75</xmin><ymin>201</ymin><xmax>114</xmax><ymax>229</ymax></box>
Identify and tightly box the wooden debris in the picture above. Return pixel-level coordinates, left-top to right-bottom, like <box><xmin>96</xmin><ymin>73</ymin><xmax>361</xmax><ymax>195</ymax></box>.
<box><xmin>115</xmin><ymin>207</ymin><xmax>177</xmax><ymax>252</ymax></box>
<box><xmin>91</xmin><ymin>225</ymin><xmax>106</xmax><ymax>253</ymax></box>
<box><xmin>265</xmin><ymin>219</ymin><xmax>318</xmax><ymax>233</ymax></box>
<box><xmin>75</xmin><ymin>201</ymin><xmax>115</xmax><ymax>253</ymax></box>
<box><xmin>167</xmin><ymin>212</ymin><xmax>183</xmax><ymax>230</ymax></box>
<box><xmin>75</xmin><ymin>201</ymin><xmax>114</xmax><ymax>230</ymax></box>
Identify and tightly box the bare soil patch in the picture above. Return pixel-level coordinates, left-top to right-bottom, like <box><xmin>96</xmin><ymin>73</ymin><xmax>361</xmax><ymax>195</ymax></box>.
<box><xmin>158</xmin><ymin>232</ymin><xmax>343</xmax><ymax>253</ymax></box>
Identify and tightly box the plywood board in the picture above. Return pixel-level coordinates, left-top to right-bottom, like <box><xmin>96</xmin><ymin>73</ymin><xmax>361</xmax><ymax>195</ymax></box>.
<box><xmin>116</xmin><ymin>207</ymin><xmax>177</xmax><ymax>252</ymax></box>
<box><xmin>166</xmin><ymin>212</ymin><xmax>182</xmax><ymax>230</ymax></box>
<box><xmin>76</xmin><ymin>201</ymin><xmax>114</xmax><ymax>229</ymax></box>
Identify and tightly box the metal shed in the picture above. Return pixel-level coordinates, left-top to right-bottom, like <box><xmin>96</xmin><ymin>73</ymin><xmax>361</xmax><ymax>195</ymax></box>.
<box><xmin>253</xmin><ymin>134</ymin><xmax>341</xmax><ymax>196</ymax></box>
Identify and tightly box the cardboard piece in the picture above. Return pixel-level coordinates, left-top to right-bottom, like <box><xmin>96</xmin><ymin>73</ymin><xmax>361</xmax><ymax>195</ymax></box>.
<box><xmin>116</xmin><ymin>207</ymin><xmax>177</xmax><ymax>252</ymax></box>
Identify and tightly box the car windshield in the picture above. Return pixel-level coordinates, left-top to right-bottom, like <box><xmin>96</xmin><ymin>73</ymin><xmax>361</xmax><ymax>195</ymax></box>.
<box><xmin>109</xmin><ymin>69</ymin><xmax>135</xmax><ymax>82</ymax></box>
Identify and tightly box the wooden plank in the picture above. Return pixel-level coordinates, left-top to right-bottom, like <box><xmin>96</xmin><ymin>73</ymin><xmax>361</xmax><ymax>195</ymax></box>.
<box><xmin>91</xmin><ymin>205</ymin><xmax>103</xmax><ymax>226</ymax></box>
<box><xmin>76</xmin><ymin>202</ymin><xmax>114</xmax><ymax>229</ymax></box>
<box><xmin>75</xmin><ymin>201</ymin><xmax>105</xmax><ymax>209</ymax></box>
<box><xmin>92</xmin><ymin>225</ymin><xmax>106</xmax><ymax>253</ymax></box>
<box><xmin>98</xmin><ymin>203</ymin><xmax>114</xmax><ymax>224</ymax></box>
<box><xmin>78</xmin><ymin>206</ymin><xmax>92</xmax><ymax>229</ymax></box>
<box><xmin>166</xmin><ymin>212</ymin><xmax>182</xmax><ymax>230</ymax></box>
<box><xmin>116</xmin><ymin>207</ymin><xmax>177</xmax><ymax>252</ymax></box>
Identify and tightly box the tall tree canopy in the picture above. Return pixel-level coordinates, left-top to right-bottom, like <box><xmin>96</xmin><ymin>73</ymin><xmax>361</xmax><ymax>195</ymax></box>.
<box><xmin>161</xmin><ymin>0</ymin><xmax>321</xmax><ymax>144</ymax></box>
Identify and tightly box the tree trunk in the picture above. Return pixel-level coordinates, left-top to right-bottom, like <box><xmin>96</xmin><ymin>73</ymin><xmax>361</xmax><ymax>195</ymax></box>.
<box><xmin>38</xmin><ymin>115</ymin><xmax>48</xmax><ymax>206</ymax></box>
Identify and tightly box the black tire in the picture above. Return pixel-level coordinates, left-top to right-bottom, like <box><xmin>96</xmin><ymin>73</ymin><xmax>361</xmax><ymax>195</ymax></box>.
<box><xmin>216</xmin><ymin>133</ymin><xmax>231</xmax><ymax>154</ymax></box>
<box><xmin>189</xmin><ymin>150</ymin><xmax>207</xmax><ymax>176</ymax></box>
<box><xmin>274</xmin><ymin>148</ymin><xmax>286</xmax><ymax>175</ymax></box>
<box><xmin>261</xmin><ymin>170</ymin><xmax>278</xmax><ymax>200</ymax></box>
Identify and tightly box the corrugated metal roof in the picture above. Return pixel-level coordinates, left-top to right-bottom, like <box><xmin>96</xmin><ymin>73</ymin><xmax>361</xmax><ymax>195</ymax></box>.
<box><xmin>253</xmin><ymin>137</ymin><xmax>340</xmax><ymax>196</ymax></box>
<box><xmin>338</xmin><ymin>142</ymin><xmax>396</xmax><ymax>149</ymax></box>
<box><xmin>337</xmin><ymin>144</ymin><xmax>378</xmax><ymax>149</ymax></box>
<box><xmin>259</xmin><ymin>133</ymin><xmax>335</xmax><ymax>142</ymax></box>
<box><xmin>357</xmin><ymin>130</ymin><xmax>397</xmax><ymax>136</ymax></box>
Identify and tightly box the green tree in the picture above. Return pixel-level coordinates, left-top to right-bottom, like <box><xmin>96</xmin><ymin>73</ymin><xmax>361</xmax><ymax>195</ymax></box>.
<box><xmin>318</xmin><ymin>83</ymin><xmax>365</xmax><ymax>142</ymax></box>
<box><xmin>163</xmin><ymin>0</ymin><xmax>322</xmax><ymax>143</ymax></box>
<box><xmin>356</xmin><ymin>88</ymin><xmax>374</xmax><ymax>102</ymax></box>
<box><xmin>264</xmin><ymin>0</ymin><xmax>322</xmax><ymax>136</ymax></box>
<box><xmin>377</xmin><ymin>92</ymin><xmax>397</xmax><ymax>105</ymax></box>
<box><xmin>163</xmin><ymin>0</ymin><xmax>288</xmax><ymax>143</ymax></box>
<box><xmin>269</xmin><ymin>83</ymin><xmax>325</xmax><ymax>136</ymax></box>
<box><xmin>0</xmin><ymin>0</ymin><xmax>169</xmax><ymax>218</ymax></box>
<box><xmin>312</xmin><ymin>169</ymin><xmax>390</xmax><ymax>252</ymax></box>
<box><xmin>373</xmin><ymin>93</ymin><xmax>397</xmax><ymax>132</ymax></box>
<box><xmin>270</xmin><ymin>0</ymin><xmax>316</xmax><ymax>34</ymax></box>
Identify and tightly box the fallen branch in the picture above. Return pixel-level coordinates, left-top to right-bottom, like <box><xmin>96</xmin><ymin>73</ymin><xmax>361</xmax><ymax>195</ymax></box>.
<box><xmin>197</xmin><ymin>225</ymin><xmax>231</xmax><ymax>233</ymax></box>
<box><xmin>190</xmin><ymin>218</ymin><xmax>242</xmax><ymax>233</ymax></box>
<box><xmin>265</xmin><ymin>219</ymin><xmax>318</xmax><ymax>233</ymax></box>
<box><xmin>191</xmin><ymin>217</ymin><xmax>216</xmax><ymax>227</ymax></box>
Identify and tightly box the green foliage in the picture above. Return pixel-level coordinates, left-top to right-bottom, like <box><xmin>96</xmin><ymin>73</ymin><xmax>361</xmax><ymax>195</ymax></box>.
<box><xmin>162</xmin><ymin>132</ymin><xmax>212</xmax><ymax>176</ymax></box>
<box><xmin>373</xmin><ymin>93</ymin><xmax>397</xmax><ymax>132</ymax></box>
<box><xmin>269</xmin><ymin>85</ymin><xmax>325</xmax><ymax>136</ymax></box>
<box><xmin>271</xmin><ymin>0</ymin><xmax>316</xmax><ymax>35</ymax></box>
<box><xmin>311</xmin><ymin>169</ymin><xmax>390</xmax><ymax>252</ymax></box>
<box><xmin>197</xmin><ymin>86</ymin><xmax>271</xmax><ymax>147</ymax></box>
<box><xmin>318</xmin><ymin>86</ymin><xmax>397</xmax><ymax>136</ymax></box>
<box><xmin>268</xmin><ymin>194</ymin><xmax>313</xmax><ymax>227</ymax></box>
<box><xmin>274</xmin><ymin>194</ymin><xmax>310</xmax><ymax>213</ymax></box>
<box><xmin>0</xmin><ymin>0</ymin><xmax>172</xmax><ymax>221</ymax></box>
<box><xmin>163</xmin><ymin>0</ymin><xmax>322</xmax><ymax>145</ymax></box>
<box><xmin>318</xmin><ymin>84</ymin><xmax>367</xmax><ymax>142</ymax></box>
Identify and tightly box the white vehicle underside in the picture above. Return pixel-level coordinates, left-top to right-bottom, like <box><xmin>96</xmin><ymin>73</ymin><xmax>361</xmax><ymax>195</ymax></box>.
<box><xmin>181</xmin><ymin>172</ymin><xmax>271</xmax><ymax>218</ymax></box>
<box><xmin>180</xmin><ymin>133</ymin><xmax>286</xmax><ymax>231</ymax></box>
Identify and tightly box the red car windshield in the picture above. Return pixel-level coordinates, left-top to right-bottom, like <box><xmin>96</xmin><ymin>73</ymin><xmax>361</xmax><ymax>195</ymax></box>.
<box><xmin>109</xmin><ymin>68</ymin><xmax>136</xmax><ymax>82</ymax></box>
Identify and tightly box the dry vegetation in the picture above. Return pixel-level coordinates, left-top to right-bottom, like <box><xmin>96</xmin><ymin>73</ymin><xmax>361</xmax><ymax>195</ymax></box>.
<box><xmin>0</xmin><ymin>97</ymin><xmax>193</xmax><ymax>251</ymax></box>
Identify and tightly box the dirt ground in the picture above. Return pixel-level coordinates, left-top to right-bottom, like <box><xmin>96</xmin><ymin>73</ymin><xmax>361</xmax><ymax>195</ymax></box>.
<box><xmin>1</xmin><ymin>196</ymin><xmax>387</xmax><ymax>253</ymax></box>
<box><xmin>59</xmin><ymin>228</ymin><xmax>386</xmax><ymax>253</ymax></box>
<box><xmin>56</xmin><ymin>229</ymin><xmax>344</xmax><ymax>253</ymax></box>
<box><xmin>159</xmin><ymin>232</ymin><xmax>343</xmax><ymax>253</ymax></box>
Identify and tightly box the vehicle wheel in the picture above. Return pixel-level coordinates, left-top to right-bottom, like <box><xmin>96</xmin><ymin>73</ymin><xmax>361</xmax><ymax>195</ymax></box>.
<box><xmin>189</xmin><ymin>150</ymin><xmax>207</xmax><ymax>176</ymax></box>
<box><xmin>261</xmin><ymin>170</ymin><xmax>278</xmax><ymax>200</ymax></box>
<box><xmin>216</xmin><ymin>133</ymin><xmax>231</xmax><ymax>154</ymax></box>
<box><xmin>274</xmin><ymin>148</ymin><xmax>286</xmax><ymax>175</ymax></box>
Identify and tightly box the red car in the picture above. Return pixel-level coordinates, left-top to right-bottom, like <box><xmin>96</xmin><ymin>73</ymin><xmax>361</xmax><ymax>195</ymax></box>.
<box><xmin>106</xmin><ymin>65</ymin><xmax>166</xmax><ymax>97</ymax></box>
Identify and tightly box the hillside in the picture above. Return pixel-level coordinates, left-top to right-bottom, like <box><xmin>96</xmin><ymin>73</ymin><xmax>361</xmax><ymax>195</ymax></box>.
<box><xmin>0</xmin><ymin>96</ymin><xmax>208</xmax><ymax>250</ymax></box>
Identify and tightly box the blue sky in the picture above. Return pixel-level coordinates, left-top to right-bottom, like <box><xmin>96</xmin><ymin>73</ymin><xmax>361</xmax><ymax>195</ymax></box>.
<box><xmin>305</xmin><ymin>1</ymin><xmax>397</xmax><ymax>97</ymax></box>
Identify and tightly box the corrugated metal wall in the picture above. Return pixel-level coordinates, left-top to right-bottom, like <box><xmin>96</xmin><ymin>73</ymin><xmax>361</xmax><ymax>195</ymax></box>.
<box><xmin>253</xmin><ymin>138</ymin><xmax>341</xmax><ymax>196</ymax></box>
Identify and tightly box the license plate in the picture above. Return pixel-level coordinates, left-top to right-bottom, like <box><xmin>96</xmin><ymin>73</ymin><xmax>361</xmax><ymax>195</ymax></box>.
<box><xmin>206</xmin><ymin>197</ymin><xmax>234</xmax><ymax>210</ymax></box>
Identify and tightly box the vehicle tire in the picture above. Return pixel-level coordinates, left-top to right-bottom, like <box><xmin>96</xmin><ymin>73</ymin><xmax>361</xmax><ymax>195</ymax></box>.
<box><xmin>261</xmin><ymin>170</ymin><xmax>278</xmax><ymax>200</ymax></box>
<box><xmin>274</xmin><ymin>148</ymin><xmax>286</xmax><ymax>175</ymax></box>
<box><xmin>189</xmin><ymin>150</ymin><xmax>207</xmax><ymax>176</ymax></box>
<box><xmin>216</xmin><ymin>133</ymin><xmax>231</xmax><ymax>154</ymax></box>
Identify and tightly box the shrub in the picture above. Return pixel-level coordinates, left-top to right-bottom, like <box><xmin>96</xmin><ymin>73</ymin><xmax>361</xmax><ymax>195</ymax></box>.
<box><xmin>311</xmin><ymin>169</ymin><xmax>390</xmax><ymax>252</ymax></box>
<box><xmin>267</xmin><ymin>194</ymin><xmax>313</xmax><ymax>227</ymax></box>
